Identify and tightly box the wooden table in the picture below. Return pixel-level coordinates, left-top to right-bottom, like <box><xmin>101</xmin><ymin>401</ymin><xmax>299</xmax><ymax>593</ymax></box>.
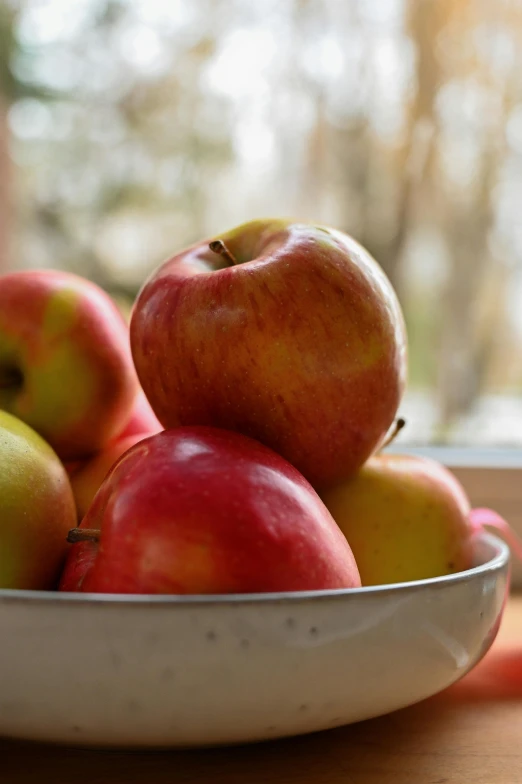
<box><xmin>3</xmin><ymin>598</ymin><xmax>522</xmax><ymax>784</ymax></box>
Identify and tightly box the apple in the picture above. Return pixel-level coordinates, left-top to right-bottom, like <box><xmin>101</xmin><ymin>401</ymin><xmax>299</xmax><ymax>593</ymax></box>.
<box><xmin>319</xmin><ymin>452</ymin><xmax>477</xmax><ymax>585</ymax></box>
<box><xmin>69</xmin><ymin>431</ymin><xmax>153</xmax><ymax>521</ymax></box>
<box><xmin>113</xmin><ymin>388</ymin><xmax>162</xmax><ymax>440</ymax></box>
<box><xmin>63</xmin><ymin>390</ymin><xmax>162</xmax><ymax>512</ymax></box>
<box><xmin>0</xmin><ymin>410</ymin><xmax>76</xmax><ymax>589</ymax></box>
<box><xmin>130</xmin><ymin>219</ymin><xmax>407</xmax><ymax>489</ymax></box>
<box><xmin>64</xmin><ymin>389</ymin><xmax>161</xmax><ymax>519</ymax></box>
<box><xmin>59</xmin><ymin>426</ymin><xmax>361</xmax><ymax>594</ymax></box>
<box><xmin>0</xmin><ymin>270</ymin><xmax>139</xmax><ymax>459</ymax></box>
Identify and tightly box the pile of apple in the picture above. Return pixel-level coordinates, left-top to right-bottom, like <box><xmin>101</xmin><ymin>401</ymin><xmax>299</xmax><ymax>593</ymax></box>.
<box><xmin>0</xmin><ymin>219</ymin><xmax>514</xmax><ymax>595</ymax></box>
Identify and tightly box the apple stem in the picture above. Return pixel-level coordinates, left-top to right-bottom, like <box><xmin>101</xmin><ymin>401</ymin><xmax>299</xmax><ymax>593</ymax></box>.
<box><xmin>380</xmin><ymin>417</ymin><xmax>406</xmax><ymax>451</ymax></box>
<box><xmin>67</xmin><ymin>528</ymin><xmax>100</xmax><ymax>544</ymax></box>
<box><xmin>469</xmin><ymin>507</ymin><xmax>522</xmax><ymax>565</ymax></box>
<box><xmin>209</xmin><ymin>240</ymin><xmax>238</xmax><ymax>266</ymax></box>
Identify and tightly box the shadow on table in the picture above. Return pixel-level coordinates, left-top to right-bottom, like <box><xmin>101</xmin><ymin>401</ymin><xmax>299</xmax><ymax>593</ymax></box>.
<box><xmin>0</xmin><ymin>712</ymin><xmax>457</xmax><ymax>784</ymax></box>
<box><xmin>0</xmin><ymin>705</ymin><xmax>465</xmax><ymax>784</ymax></box>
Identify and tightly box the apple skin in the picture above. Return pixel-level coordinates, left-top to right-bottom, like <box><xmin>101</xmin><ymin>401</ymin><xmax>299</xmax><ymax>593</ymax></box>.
<box><xmin>68</xmin><ymin>432</ymin><xmax>151</xmax><ymax>522</ymax></box>
<box><xmin>66</xmin><ymin>390</ymin><xmax>162</xmax><ymax>520</ymax></box>
<box><xmin>0</xmin><ymin>410</ymin><xmax>76</xmax><ymax>589</ymax></box>
<box><xmin>319</xmin><ymin>453</ymin><xmax>474</xmax><ymax>586</ymax></box>
<box><xmin>114</xmin><ymin>388</ymin><xmax>162</xmax><ymax>440</ymax></box>
<box><xmin>59</xmin><ymin>426</ymin><xmax>361</xmax><ymax>595</ymax></box>
<box><xmin>130</xmin><ymin>219</ymin><xmax>407</xmax><ymax>489</ymax></box>
<box><xmin>0</xmin><ymin>270</ymin><xmax>139</xmax><ymax>459</ymax></box>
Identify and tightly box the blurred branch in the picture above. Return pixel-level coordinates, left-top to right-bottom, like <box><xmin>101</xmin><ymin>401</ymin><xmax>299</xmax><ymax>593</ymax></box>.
<box><xmin>0</xmin><ymin>2</ymin><xmax>15</xmax><ymax>273</ymax></box>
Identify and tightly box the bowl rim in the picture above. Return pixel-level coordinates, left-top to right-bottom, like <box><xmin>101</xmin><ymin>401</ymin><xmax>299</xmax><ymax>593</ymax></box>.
<box><xmin>0</xmin><ymin>531</ymin><xmax>510</xmax><ymax>608</ymax></box>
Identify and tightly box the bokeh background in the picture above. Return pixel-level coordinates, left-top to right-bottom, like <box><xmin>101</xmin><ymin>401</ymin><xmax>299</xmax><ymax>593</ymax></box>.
<box><xmin>1</xmin><ymin>0</ymin><xmax>522</xmax><ymax>446</ymax></box>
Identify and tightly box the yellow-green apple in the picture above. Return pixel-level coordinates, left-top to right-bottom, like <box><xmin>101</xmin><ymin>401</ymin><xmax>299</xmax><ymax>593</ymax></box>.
<box><xmin>0</xmin><ymin>270</ymin><xmax>139</xmax><ymax>459</ymax></box>
<box><xmin>130</xmin><ymin>219</ymin><xmax>407</xmax><ymax>489</ymax></box>
<box><xmin>320</xmin><ymin>453</ymin><xmax>479</xmax><ymax>585</ymax></box>
<box><xmin>0</xmin><ymin>409</ymin><xmax>76</xmax><ymax>589</ymax></box>
<box><xmin>68</xmin><ymin>431</ymin><xmax>153</xmax><ymax>521</ymax></box>
<box><xmin>59</xmin><ymin>426</ymin><xmax>361</xmax><ymax>594</ymax></box>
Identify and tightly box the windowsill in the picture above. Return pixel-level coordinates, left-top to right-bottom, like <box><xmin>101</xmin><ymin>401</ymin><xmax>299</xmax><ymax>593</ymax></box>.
<box><xmin>398</xmin><ymin>445</ymin><xmax>522</xmax><ymax>468</ymax></box>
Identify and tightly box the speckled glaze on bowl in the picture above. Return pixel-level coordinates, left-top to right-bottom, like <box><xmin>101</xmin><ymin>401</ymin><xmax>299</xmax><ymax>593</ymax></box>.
<box><xmin>0</xmin><ymin>532</ymin><xmax>510</xmax><ymax>749</ymax></box>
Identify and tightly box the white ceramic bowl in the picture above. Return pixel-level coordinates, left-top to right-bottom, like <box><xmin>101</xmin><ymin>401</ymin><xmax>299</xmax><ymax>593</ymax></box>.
<box><xmin>0</xmin><ymin>532</ymin><xmax>509</xmax><ymax>749</ymax></box>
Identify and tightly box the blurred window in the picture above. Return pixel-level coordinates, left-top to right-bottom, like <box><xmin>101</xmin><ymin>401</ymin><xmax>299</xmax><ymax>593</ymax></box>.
<box><xmin>1</xmin><ymin>0</ymin><xmax>522</xmax><ymax>447</ymax></box>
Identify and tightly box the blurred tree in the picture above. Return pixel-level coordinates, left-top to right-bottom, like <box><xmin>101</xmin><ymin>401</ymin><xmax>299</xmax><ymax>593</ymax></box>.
<box><xmin>431</xmin><ymin>0</ymin><xmax>520</xmax><ymax>434</ymax></box>
<box><xmin>0</xmin><ymin>1</ymin><xmax>16</xmax><ymax>273</ymax></box>
<box><xmin>4</xmin><ymin>0</ymin><xmax>522</xmax><ymax>445</ymax></box>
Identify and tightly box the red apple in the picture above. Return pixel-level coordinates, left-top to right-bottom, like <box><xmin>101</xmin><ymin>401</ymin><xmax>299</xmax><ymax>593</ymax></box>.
<box><xmin>69</xmin><ymin>432</ymin><xmax>151</xmax><ymax>522</ymax></box>
<box><xmin>114</xmin><ymin>388</ymin><xmax>162</xmax><ymax>440</ymax></box>
<box><xmin>0</xmin><ymin>270</ymin><xmax>138</xmax><ymax>459</ymax></box>
<box><xmin>59</xmin><ymin>426</ymin><xmax>361</xmax><ymax>594</ymax></box>
<box><xmin>130</xmin><ymin>219</ymin><xmax>407</xmax><ymax>489</ymax></box>
<box><xmin>64</xmin><ymin>389</ymin><xmax>161</xmax><ymax>519</ymax></box>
